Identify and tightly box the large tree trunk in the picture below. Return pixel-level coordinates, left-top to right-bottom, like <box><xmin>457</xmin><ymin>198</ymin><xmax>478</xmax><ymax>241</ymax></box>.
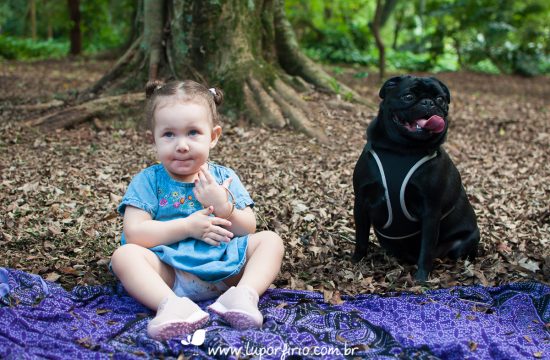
<box><xmin>30</xmin><ymin>0</ymin><xmax>364</xmax><ymax>140</ymax></box>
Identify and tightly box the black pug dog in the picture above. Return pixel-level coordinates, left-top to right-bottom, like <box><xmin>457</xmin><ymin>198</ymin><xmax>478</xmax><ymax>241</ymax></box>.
<box><xmin>352</xmin><ymin>75</ymin><xmax>479</xmax><ymax>281</ymax></box>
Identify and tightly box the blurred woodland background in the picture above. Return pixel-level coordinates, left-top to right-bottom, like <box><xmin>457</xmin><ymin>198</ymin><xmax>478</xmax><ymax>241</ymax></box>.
<box><xmin>1</xmin><ymin>0</ymin><xmax>549</xmax><ymax>76</ymax></box>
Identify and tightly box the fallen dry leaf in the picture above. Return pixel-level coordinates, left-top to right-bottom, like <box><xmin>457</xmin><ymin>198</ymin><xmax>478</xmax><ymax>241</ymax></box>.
<box><xmin>45</xmin><ymin>272</ymin><xmax>61</xmax><ymax>282</ymax></box>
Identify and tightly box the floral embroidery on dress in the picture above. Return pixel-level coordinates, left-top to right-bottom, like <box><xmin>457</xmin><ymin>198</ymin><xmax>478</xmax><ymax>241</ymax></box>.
<box><xmin>173</xmin><ymin>202</ymin><xmax>180</xmax><ymax>208</ymax></box>
<box><xmin>179</xmin><ymin>198</ymin><xmax>185</xmax><ymax>204</ymax></box>
<box><xmin>159</xmin><ymin>198</ymin><xmax>168</xmax><ymax>207</ymax></box>
<box><xmin>172</xmin><ymin>191</ymin><xmax>179</xmax><ymax>198</ymax></box>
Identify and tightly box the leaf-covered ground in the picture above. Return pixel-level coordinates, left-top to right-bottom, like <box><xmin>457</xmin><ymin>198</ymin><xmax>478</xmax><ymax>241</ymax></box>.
<box><xmin>0</xmin><ymin>59</ymin><xmax>548</xmax><ymax>299</ymax></box>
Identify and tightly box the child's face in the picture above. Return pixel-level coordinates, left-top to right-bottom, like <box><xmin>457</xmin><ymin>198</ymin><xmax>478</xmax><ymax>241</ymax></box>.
<box><xmin>153</xmin><ymin>101</ymin><xmax>221</xmax><ymax>182</ymax></box>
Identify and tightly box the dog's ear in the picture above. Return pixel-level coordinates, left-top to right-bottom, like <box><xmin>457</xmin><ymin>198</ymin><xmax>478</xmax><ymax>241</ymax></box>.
<box><xmin>379</xmin><ymin>76</ymin><xmax>404</xmax><ymax>99</ymax></box>
<box><xmin>431</xmin><ymin>77</ymin><xmax>451</xmax><ymax>104</ymax></box>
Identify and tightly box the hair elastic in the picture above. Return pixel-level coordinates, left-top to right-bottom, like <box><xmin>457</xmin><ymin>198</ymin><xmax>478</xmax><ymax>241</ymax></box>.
<box><xmin>208</xmin><ymin>88</ymin><xmax>217</xmax><ymax>96</ymax></box>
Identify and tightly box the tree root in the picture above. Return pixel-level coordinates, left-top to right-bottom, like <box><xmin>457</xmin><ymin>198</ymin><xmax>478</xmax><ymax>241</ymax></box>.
<box><xmin>23</xmin><ymin>93</ymin><xmax>144</xmax><ymax>130</ymax></box>
<box><xmin>26</xmin><ymin>74</ymin><xmax>325</xmax><ymax>141</ymax></box>
<box><xmin>245</xmin><ymin>78</ymin><xmax>286</xmax><ymax>128</ymax></box>
<box><xmin>269</xmin><ymin>79</ymin><xmax>327</xmax><ymax>142</ymax></box>
<box><xmin>82</xmin><ymin>36</ymin><xmax>143</xmax><ymax>97</ymax></box>
<box><xmin>13</xmin><ymin>99</ymin><xmax>64</xmax><ymax>111</ymax></box>
<box><xmin>243</xmin><ymin>75</ymin><xmax>327</xmax><ymax>143</ymax></box>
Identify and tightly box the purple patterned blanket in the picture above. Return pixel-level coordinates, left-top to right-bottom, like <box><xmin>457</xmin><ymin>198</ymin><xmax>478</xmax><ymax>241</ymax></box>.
<box><xmin>0</xmin><ymin>267</ymin><xmax>548</xmax><ymax>359</ymax></box>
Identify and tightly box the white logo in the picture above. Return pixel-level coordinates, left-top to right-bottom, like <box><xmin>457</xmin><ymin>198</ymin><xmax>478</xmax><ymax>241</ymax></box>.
<box><xmin>180</xmin><ymin>329</ymin><xmax>207</xmax><ymax>346</ymax></box>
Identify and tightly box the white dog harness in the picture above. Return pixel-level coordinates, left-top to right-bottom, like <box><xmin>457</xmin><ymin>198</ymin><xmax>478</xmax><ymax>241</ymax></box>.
<box><xmin>369</xmin><ymin>148</ymin><xmax>454</xmax><ymax>240</ymax></box>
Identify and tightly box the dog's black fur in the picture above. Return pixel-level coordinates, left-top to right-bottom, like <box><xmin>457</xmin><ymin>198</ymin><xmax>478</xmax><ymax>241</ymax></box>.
<box><xmin>352</xmin><ymin>75</ymin><xmax>479</xmax><ymax>281</ymax></box>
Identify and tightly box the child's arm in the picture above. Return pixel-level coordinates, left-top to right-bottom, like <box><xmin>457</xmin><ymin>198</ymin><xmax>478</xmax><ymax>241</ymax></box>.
<box><xmin>123</xmin><ymin>205</ymin><xmax>234</xmax><ymax>248</ymax></box>
<box><xmin>214</xmin><ymin>204</ymin><xmax>256</xmax><ymax>236</ymax></box>
<box><xmin>194</xmin><ymin>166</ymin><xmax>256</xmax><ymax>236</ymax></box>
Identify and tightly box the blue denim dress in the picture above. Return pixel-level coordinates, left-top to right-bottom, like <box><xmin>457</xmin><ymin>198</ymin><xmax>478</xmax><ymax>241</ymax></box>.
<box><xmin>118</xmin><ymin>163</ymin><xmax>253</xmax><ymax>282</ymax></box>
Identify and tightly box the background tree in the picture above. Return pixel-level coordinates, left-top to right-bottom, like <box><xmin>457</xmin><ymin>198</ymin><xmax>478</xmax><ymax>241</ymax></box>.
<box><xmin>286</xmin><ymin>0</ymin><xmax>549</xmax><ymax>76</ymax></box>
<box><xmin>29</xmin><ymin>0</ymin><xmax>37</xmax><ymax>40</ymax></box>
<box><xmin>0</xmin><ymin>0</ymin><xmax>134</xmax><ymax>59</ymax></box>
<box><xmin>1</xmin><ymin>0</ymin><xmax>548</xmax><ymax>104</ymax></box>
<box><xmin>3</xmin><ymin>0</ymin><xmax>548</xmax><ymax>75</ymax></box>
<box><xmin>67</xmin><ymin>0</ymin><xmax>81</xmax><ymax>55</ymax></box>
<box><xmin>29</xmin><ymin>0</ymin><xmax>360</xmax><ymax>140</ymax></box>
<box><xmin>369</xmin><ymin>0</ymin><xmax>398</xmax><ymax>80</ymax></box>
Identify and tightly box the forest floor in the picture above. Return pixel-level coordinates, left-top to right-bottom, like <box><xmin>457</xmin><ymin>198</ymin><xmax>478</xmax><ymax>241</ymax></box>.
<box><xmin>0</xmin><ymin>58</ymin><xmax>548</xmax><ymax>299</ymax></box>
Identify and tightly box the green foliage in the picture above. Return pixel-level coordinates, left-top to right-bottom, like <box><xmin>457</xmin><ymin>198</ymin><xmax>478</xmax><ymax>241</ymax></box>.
<box><xmin>0</xmin><ymin>1</ymin><xmax>70</xmax><ymax>40</ymax></box>
<box><xmin>287</xmin><ymin>0</ymin><xmax>550</xmax><ymax>76</ymax></box>
<box><xmin>80</xmin><ymin>0</ymin><xmax>135</xmax><ymax>53</ymax></box>
<box><xmin>0</xmin><ymin>35</ymin><xmax>68</xmax><ymax>60</ymax></box>
<box><xmin>469</xmin><ymin>59</ymin><xmax>500</xmax><ymax>75</ymax></box>
<box><xmin>0</xmin><ymin>0</ymin><xmax>134</xmax><ymax>59</ymax></box>
<box><xmin>286</xmin><ymin>0</ymin><xmax>374</xmax><ymax>65</ymax></box>
<box><xmin>386</xmin><ymin>49</ymin><xmax>431</xmax><ymax>71</ymax></box>
<box><xmin>0</xmin><ymin>3</ymin><xmax>15</xmax><ymax>31</ymax></box>
<box><xmin>430</xmin><ymin>0</ymin><xmax>550</xmax><ymax>76</ymax></box>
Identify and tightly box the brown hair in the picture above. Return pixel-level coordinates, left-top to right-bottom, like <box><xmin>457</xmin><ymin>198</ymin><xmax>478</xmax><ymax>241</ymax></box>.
<box><xmin>145</xmin><ymin>80</ymin><xmax>224</xmax><ymax>130</ymax></box>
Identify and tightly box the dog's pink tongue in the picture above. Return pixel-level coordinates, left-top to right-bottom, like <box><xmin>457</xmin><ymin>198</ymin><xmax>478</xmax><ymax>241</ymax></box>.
<box><xmin>417</xmin><ymin>115</ymin><xmax>445</xmax><ymax>133</ymax></box>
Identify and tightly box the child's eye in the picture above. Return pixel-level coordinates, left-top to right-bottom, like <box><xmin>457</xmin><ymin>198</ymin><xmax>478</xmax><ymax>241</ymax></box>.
<box><xmin>163</xmin><ymin>131</ymin><xmax>175</xmax><ymax>138</ymax></box>
<box><xmin>188</xmin><ymin>129</ymin><xmax>199</xmax><ymax>136</ymax></box>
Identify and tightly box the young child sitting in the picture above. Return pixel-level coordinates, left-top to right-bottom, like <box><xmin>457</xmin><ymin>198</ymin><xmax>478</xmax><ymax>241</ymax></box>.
<box><xmin>110</xmin><ymin>80</ymin><xmax>285</xmax><ymax>340</ymax></box>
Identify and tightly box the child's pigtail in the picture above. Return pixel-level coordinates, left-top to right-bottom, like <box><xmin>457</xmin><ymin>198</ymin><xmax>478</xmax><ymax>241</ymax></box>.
<box><xmin>208</xmin><ymin>87</ymin><xmax>224</xmax><ymax>107</ymax></box>
<box><xmin>145</xmin><ymin>80</ymin><xmax>165</xmax><ymax>99</ymax></box>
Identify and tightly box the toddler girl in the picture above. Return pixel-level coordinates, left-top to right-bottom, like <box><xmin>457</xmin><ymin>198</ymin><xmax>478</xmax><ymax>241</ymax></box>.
<box><xmin>110</xmin><ymin>80</ymin><xmax>284</xmax><ymax>340</ymax></box>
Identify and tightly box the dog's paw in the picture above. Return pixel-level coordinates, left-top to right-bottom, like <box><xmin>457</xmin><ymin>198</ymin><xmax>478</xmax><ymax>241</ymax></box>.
<box><xmin>466</xmin><ymin>247</ymin><xmax>478</xmax><ymax>261</ymax></box>
<box><xmin>414</xmin><ymin>269</ymin><xmax>429</xmax><ymax>282</ymax></box>
<box><xmin>351</xmin><ymin>251</ymin><xmax>366</xmax><ymax>263</ymax></box>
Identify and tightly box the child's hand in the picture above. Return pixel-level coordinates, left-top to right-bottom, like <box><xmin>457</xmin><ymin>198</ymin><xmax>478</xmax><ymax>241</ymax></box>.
<box><xmin>194</xmin><ymin>164</ymin><xmax>233</xmax><ymax>216</ymax></box>
<box><xmin>186</xmin><ymin>206</ymin><xmax>234</xmax><ymax>246</ymax></box>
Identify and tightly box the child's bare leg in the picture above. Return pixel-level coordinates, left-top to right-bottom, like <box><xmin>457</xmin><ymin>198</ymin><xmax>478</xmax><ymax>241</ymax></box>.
<box><xmin>111</xmin><ymin>243</ymin><xmax>209</xmax><ymax>340</ymax></box>
<box><xmin>111</xmin><ymin>243</ymin><xmax>175</xmax><ymax>310</ymax></box>
<box><xmin>228</xmin><ymin>231</ymin><xmax>284</xmax><ymax>295</ymax></box>
<box><xmin>209</xmin><ymin>231</ymin><xmax>284</xmax><ymax>329</ymax></box>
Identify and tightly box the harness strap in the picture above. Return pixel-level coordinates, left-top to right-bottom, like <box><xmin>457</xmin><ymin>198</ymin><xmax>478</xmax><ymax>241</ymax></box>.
<box><xmin>375</xmin><ymin>205</ymin><xmax>456</xmax><ymax>240</ymax></box>
<box><xmin>369</xmin><ymin>149</ymin><xmax>438</xmax><ymax>230</ymax></box>
<box><xmin>369</xmin><ymin>149</ymin><xmax>393</xmax><ymax>229</ymax></box>
<box><xmin>400</xmin><ymin>152</ymin><xmax>438</xmax><ymax>221</ymax></box>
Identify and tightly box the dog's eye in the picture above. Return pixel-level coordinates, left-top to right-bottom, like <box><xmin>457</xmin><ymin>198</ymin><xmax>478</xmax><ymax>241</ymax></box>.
<box><xmin>402</xmin><ymin>94</ymin><xmax>415</xmax><ymax>102</ymax></box>
<box><xmin>436</xmin><ymin>96</ymin><xmax>445</xmax><ymax>104</ymax></box>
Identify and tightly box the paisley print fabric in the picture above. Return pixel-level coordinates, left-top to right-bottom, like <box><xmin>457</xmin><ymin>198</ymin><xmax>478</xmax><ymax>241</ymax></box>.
<box><xmin>0</xmin><ymin>267</ymin><xmax>548</xmax><ymax>359</ymax></box>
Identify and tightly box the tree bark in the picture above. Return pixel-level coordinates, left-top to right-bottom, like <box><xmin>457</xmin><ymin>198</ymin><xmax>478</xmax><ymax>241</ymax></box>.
<box><xmin>68</xmin><ymin>0</ymin><xmax>81</xmax><ymax>56</ymax></box>
<box><xmin>452</xmin><ymin>37</ymin><xmax>464</xmax><ymax>69</ymax></box>
<box><xmin>143</xmin><ymin>0</ymin><xmax>163</xmax><ymax>80</ymax></box>
<box><xmin>392</xmin><ymin>7</ymin><xmax>404</xmax><ymax>50</ymax></box>
<box><xmin>370</xmin><ymin>0</ymin><xmax>386</xmax><ymax>81</ymax></box>
<box><xmin>30</xmin><ymin>0</ymin><xmax>37</xmax><ymax>40</ymax></box>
